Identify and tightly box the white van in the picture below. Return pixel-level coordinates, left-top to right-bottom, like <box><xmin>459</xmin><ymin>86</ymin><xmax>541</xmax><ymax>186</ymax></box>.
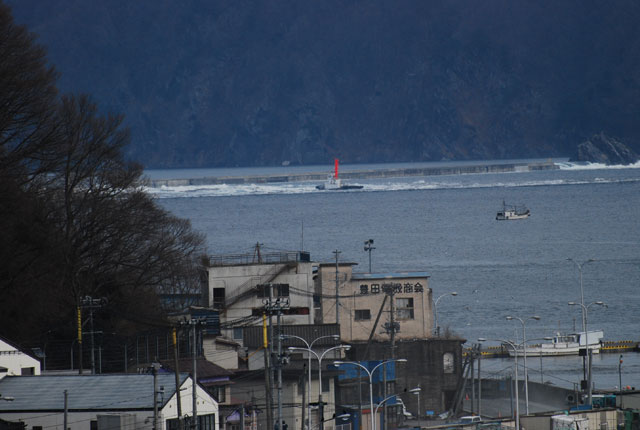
<box><xmin>459</xmin><ymin>416</ymin><xmax>482</xmax><ymax>425</ymax></box>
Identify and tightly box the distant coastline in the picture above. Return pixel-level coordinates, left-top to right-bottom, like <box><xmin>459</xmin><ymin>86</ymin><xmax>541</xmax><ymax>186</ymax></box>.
<box><xmin>145</xmin><ymin>159</ymin><xmax>559</xmax><ymax>188</ymax></box>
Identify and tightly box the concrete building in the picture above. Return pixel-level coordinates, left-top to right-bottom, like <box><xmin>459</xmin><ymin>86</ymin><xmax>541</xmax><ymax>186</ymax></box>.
<box><xmin>204</xmin><ymin>250</ymin><xmax>315</xmax><ymax>345</ymax></box>
<box><xmin>314</xmin><ymin>264</ymin><xmax>433</xmax><ymax>342</ymax></box>
<box><xmin>0</xmin><ymin>373</ymin><xmax>218</xmax><ymax>430</ymax></box>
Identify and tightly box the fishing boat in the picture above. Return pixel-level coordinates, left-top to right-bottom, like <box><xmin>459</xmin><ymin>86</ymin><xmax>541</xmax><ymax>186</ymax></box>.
<box><xmin>507</xmin><ymin>330</ymin><xmax>604</xmax><ymax>357</ymax></box>
<box><xmin>316</xmin><ymin>159</ymin><xmax>363</xmax><ymax>190</ymax></box>
<box><xmin>496</xmin><ymin>200</ymin><xmax>530</xmax><ymax>220</ymax></box>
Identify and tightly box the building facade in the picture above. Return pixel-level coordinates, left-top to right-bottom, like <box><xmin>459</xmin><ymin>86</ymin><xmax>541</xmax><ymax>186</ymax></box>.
<box><xmin>314</xmin><ymin>264</ymin><xmax>433</xmax><ymax>342</ymax></box>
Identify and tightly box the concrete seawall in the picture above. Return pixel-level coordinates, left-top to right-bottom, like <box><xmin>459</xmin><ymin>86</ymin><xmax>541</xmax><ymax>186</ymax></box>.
<box><xmin>147</xmin><ymin>160</ymin><xmax>558</xmax><ymax>188</ymax></box>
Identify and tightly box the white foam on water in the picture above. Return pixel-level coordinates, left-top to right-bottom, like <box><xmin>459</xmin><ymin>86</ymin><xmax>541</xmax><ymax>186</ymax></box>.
<box><xmin>145</xmin><ymin>174</ymin><xmax>640</xmax><ymax>198</ymax></box>
<box><xmin>555</xmin><ymin>161</ymin><xmax>640</xmax><ymax>170</ymax></box>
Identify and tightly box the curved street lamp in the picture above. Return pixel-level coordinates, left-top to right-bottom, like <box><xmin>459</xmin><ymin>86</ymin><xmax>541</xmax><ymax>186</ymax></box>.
<box><xmin>568</xmin><ymin>300</ymin><xmax>606</xmax><ymax>405</ymax></box>
<box><xmin>478</xmin><ymin>337</ymin><xmax>551</xmax><ymax>428</ymax></box>
<box><xmin>566</xmin><ymin>258</ymin><xmax>595</xmax><ymax>333</ymax></box>
<box><xmin>282</xmin><ymin>334</ymin><xmax>340</xmax><ymax>430</ymax></box>
<box><xmin>506</xmin><ymin>315</ymin><xmax>540</xmax><ymax>415</ymax></box>
<box><xmin>433</xmin><ymin>292</ymin><xmax>458</xmax><ymax>337</ymax></box>
<box><xmin>333</xmin><ymin>359</ymin><xmax>407</xmax><ymax>430</ymax></box>
<box><xmin>373</xmin><ymin>388</ymin><xmax>421</xmax><ymax>420</ymax></box>
<box><xmin>289</xmin><ymin>343</ymin><xmax>351</xmax><ymax>430</ymax></box>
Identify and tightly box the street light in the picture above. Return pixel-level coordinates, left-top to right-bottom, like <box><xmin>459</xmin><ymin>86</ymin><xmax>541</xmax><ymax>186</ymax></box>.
<box><xmin>479</xmin><ymin>338</ymin><xmax>520</xmax><ymax>429</ymax></box>
<box><xmin>373</xmin><ymin>388</ymin><xmax>421</xmax><ymax>421</ymax></box>
<box><xmin>289</xmin><ymin>343</ymin><xmax>351</xmax><ymax>430</ymax></box>
<box><xmin>433</xmin><ymin>292</ymin><xmax>458</xmax><ymax>337</ymax></box>
<box><xmin>282</xmin><ymin>334</ymin><xmax>340</xmax><ymax>430</ymax></box>
<box><xmin>566</xmin><ymin>258</ymin><xmax>595</xmax><ymax>334</ymax></box>
<box><xmin>333</xmin><ymin>359</ymin><xmax>407</xmax><ymax>430</ymax></box>
<box><xmin>568</xmin><ymin>300</ymin><xmax>606</xmax><ymax>406</ymax></box>
<box><xmin>364</xmin><ymin>239</ymin><xmax>375</xmax><ymax>273</ymax></box>
<box><xmin>506</xmin><ymin>315</ymin><xmax>540</xmax><ymax>415</ymax></box>
<box><xmin>567</xmin><ymin>258</ymin><xmax>595</xmax><ymax>401</ymax></box>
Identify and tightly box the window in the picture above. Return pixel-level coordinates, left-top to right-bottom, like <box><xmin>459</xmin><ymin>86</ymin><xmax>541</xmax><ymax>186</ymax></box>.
<box><xmin>443</xmin><ymin>352</ymin><xmax>455</xmax><ymax>374</ymax></box>
<box><xmin>322</xmin><ymin>376</ymin><xmax>330</xmax><ymax>393</ymax></box>
<box><xmin>213</xmin><ymin>288</ymin><xmax>225</xmax><ymax>308</ymax></box>
<box><xmin>21</xmin><ymin>367</ymin><xmax>34</xmax><ymax>376</ymax></box>
<box><xmin>233</xmin><ymin>327</ymin><xmax>243</xmax><ymax>340</ymax></box>
<box><xmin>210</xmin><ymin>385</ymin><xmax>227</xmax><ymax>403</ymax></box>
<box><xmin>354</xmin><ymin>309</ymin><xmax>371</xmax><ymax>321</ymax></box>
<box><xmin>257</xmin><ymin>284</ymin><xmax>290</xmax><ymax>297</ymax></box>
<box><xmin>396</xmin><ymin>298</ymin><xmax>414</xmax><ymax>320</ymax></box>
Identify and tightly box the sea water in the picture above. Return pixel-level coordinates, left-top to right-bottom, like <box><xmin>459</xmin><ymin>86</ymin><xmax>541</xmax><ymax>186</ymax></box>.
<box><xmin>145</xmin><ymin>159</ymin><xmax>640</xmax><ymax>390</ymax></box>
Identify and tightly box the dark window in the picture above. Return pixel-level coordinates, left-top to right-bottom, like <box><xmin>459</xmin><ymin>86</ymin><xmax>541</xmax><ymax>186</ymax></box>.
<box><xmin>396</xmin><ymin>298</ymin><xmax>414</xmax><ymax>320</ymax></box>
<box><xmin>233</xmin><ymin>327</ymin><xmax>243</xmax><ymax>340</ymax></box>
<box><xmin>213</xmin><ymin>288</ymin><xmax>225</xmax><ymax>307</ymax></box>
<box><xmin>90</xmin><ymin>421</ymin><xmax>97</xmax><ymax>430</ymax></box>
<box><xmin>257</xmin><ymin>284</ymin><xmax>290</xmax><ymax>297</ymax></box>
<box><xmin>322</xmin><ymin>376</ymin><xmax>330</xmax><ymax>393</ymax></box>
<box><xmin>33</xmin><ymin>427</ymin><xmax>43</xmax><ymax>430</ymax></box>
<box><xmin>354</xmin><ymin>309</ymin><xmax>371</xmax><ymax>321</ymax></box>
<box><xmin>210</xmin><ymin>385</ymin><xmax>227</xmax><ymax>403</ymax></box>
<box><xmin>21</xmin><ymin>367</ymin><xmax>34</xmax><ymax>376</ymax></box>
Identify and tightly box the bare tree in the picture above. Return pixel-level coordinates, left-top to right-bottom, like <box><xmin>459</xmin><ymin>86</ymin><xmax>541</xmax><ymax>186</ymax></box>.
<box><xmin>0</xmin><ymin>2</ymin><xmax>59</xmax><ymax>182</ymax></box>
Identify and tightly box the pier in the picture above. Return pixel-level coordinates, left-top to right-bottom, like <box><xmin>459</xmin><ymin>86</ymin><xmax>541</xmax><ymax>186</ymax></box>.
<box><xmin>146</xmin><ymin>160</ymin><xmax>559</xmax><ymax>187</ymax></box>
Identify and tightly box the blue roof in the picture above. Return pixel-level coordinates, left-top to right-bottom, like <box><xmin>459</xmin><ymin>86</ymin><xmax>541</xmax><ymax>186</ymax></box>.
<box><xmin>351</xmin><ymin>272</ymin><xmax>430</xmax><ymax>280</ymax></box>
<box><xmin>0</xmin><ymin>373</ymin><xmax>189</xmax><ymax>411</ymax></box>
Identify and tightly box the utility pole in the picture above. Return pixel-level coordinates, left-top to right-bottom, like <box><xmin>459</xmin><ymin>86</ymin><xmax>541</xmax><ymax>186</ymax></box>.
<box><xmin>172</xmin><ymin>327</ymin><xmax>184</xmax><ymax>430</ymax></box>
<box><xmin>382</xmin><ymin>284</ymin><xmax>399</xmax><ymax>430</ymax></box>
<box><xmin>263</xmin><ymin>313</ymin><xmax>273</xmax><ymax>430</ymax></box>
<box><xmin>64</xmin><ymin>390</ymin><xmax>68</xmax><ymax>430</ymax></box>
<box><xmin>193</xmin><ymin>321</ymin><xmax>198</xmax><ymax>430</ymax></box>
<box><xmin>153</xmin><ymin>362</ymin><xmax>161</xmax><ymax>430</ymax></box>
<box><xmin>333</xmin><ymin>250</ymin><xmax>341</xmax><ymax>325</ymax></box>
<box><xmin>263</xmin><ymin>284</ymin><xmax>290</xmax><ymax>430</ymax></box>
<box><xmin>81</xmin><ymin>296</ymin><xmax>106</xmax><ymax>374</ymax></box>
<box><xmin>77</xmin><ymin>305</ymin><xmax>83</xmax><ymax>374</ymax></box>
<box><xmin>181</xmin><ymin>318</ymin><xmax>204</xmax><ymax>430</ymax></box>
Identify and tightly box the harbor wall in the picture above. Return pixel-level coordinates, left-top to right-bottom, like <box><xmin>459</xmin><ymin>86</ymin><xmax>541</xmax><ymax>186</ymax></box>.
<box><xmin>146</xmin><ymin>160</ymin><xmax>559</xmax><ymax>188</ymax></box>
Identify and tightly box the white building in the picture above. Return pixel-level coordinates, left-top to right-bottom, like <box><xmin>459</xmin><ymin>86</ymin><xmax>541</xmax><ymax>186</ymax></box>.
<box><xmin>204</xmin><ymin>250</ymin><xmax>315</xmax><ymax>345</ymax></box>
<box><xmin>0</xmin><ymin>336</ymin><xmax>41</xmax><ymax>378</ymax></box>
<box><xmin>0</xmin><ymin>373</ymin><xmax>218</xmax><ymax>430</ymax></box>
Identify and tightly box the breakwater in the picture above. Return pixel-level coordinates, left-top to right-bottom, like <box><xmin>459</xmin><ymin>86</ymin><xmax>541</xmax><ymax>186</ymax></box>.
<box><xmin>147</xmin><ymin>160</ymin><xmax>558</xmax><ymax>188</ymax></box>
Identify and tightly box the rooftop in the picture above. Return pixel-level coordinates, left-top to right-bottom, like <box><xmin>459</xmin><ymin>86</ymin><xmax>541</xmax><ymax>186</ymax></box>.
<box><xmin>0</xmin><ymin>373</ymin><xmax>189</xmax><ymax>411</ymax></box>
<box><xmin>351</xmin><ymin>271</ymin><xmax>430</xmax><ymax>280</ymax></box>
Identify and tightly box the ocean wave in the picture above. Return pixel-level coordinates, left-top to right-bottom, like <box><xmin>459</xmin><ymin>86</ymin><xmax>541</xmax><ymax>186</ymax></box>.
<box><xmin>555</xmin><ymin>161</ymin><xmax>640</xmax><ymax>170</ymax></box>
<box><xmin>144</xmin><ymin>175</ymin><xmax>640</xmax><ymax>198</ymax></box>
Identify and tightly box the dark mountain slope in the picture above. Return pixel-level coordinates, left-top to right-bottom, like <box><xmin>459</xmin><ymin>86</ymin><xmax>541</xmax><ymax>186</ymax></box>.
<box><xmin>6</xmin><ymin>0</ymin><xmax>640</xmax><ymax>168</ymax></box>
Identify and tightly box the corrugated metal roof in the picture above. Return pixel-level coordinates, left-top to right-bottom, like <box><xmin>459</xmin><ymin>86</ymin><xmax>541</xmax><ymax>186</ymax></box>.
<box><xmin>243</xmin><ymin>324</ymin><xmax>340</xmax><ymax>348</ymax></box>
<box><xmin>351</xmin><ymin>272</ymin><xmax>430</xmax><ymax>280</ymax></box>
<box><xmin>0</xmin><ymin>373</ymin><xmax>188</xmax><ymax>411</ymax></box>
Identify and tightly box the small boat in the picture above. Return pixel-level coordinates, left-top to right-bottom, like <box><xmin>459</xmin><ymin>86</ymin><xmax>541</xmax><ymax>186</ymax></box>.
<box><xmin>316</xmin><ymin>159</ymin><xmax>363</xmax><ymax>190</ymax></box>
<box><xmin>507</xmin><ymin>330</ymin><xmax>604</xmax><ymax>357</ymax></box>
<box><xmin>496</xmin><ymin>200</ymin><xmax>530</xmax><ymax>220</ymax></box>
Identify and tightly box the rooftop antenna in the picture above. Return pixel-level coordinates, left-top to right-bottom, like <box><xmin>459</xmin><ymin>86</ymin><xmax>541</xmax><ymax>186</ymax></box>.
<box><xmin>364</xmin><ymin>239</ymin><xmax>375</xmax><ymax>273</ymax></box>
<box><xmin>253</xmin><ymin>242</ymin><xmax>263</xmax><ymax>263</ymax></box>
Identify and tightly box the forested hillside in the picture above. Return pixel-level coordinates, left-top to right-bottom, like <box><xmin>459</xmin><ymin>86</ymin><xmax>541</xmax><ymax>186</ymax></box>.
<box><xmin>7</xmin><ymin>0</ymin><xmax>640</xmax><ymax>168</ymax></box>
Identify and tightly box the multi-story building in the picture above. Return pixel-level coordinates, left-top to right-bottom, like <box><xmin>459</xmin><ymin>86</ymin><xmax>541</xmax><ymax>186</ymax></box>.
<box><xmin>314</xmin><ymin>263</ymin><xmax>433</xmax><ymax>342</ymax></box>
<box><xmin>314</xmin><ymin>262</ymin><xmax>464</xmax><ymax>424</ymax></box>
